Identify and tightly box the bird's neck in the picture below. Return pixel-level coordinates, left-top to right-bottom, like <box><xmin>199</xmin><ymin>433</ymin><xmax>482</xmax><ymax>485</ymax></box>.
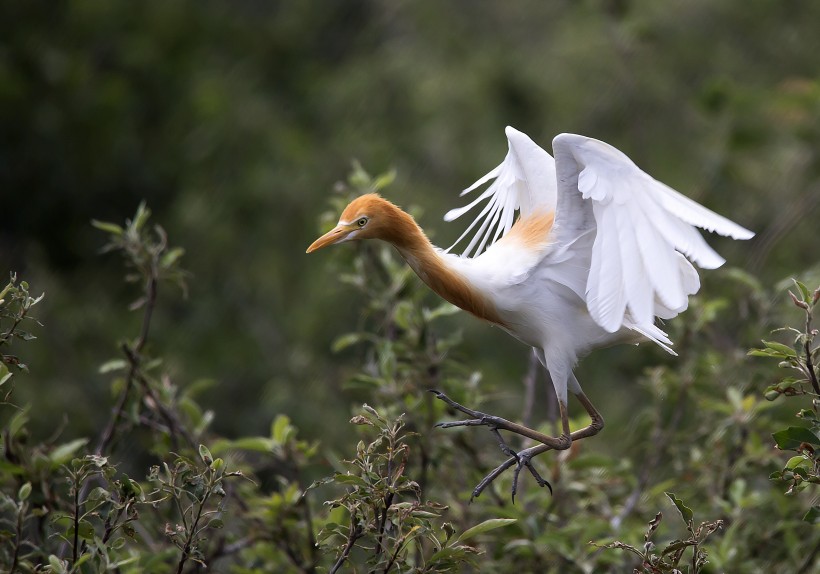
<box><xmin>382</xmin><ymin>205</ymin><xmax>504</xmax><ymax>326</ymax></box>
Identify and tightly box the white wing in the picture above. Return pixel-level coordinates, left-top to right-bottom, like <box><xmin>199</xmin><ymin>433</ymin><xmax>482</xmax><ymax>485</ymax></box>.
<box><xmin>551</xmin><ymin>133</ymin><xmax>754</xmax><ymax>333</ymax></box>
<box><xmin>444</xmin><ymin>126</ymin><xmax>557</xmax><ymax>257</ymax></box>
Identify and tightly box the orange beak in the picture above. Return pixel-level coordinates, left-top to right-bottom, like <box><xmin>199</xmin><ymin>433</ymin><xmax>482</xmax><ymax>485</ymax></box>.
<box><xmin>306</xmin><ymin>225</ymin><xmax>350</xmax><ymax>253</ymax></box>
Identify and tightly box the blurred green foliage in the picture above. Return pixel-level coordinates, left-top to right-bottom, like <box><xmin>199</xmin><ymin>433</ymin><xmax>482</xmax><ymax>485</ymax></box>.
<box><xmin>3</xmin><ymin>0</ymin><xmax>819</xmax><ymax>444</ymax></box>
<box><xmin>1</xmin><ymin>192</ymin><xmax>819</xmax><ymax>572</ymax></box>
<box><xmin>2</xmin><ymin>1</ymin><xmax>820</xmax><ymax>572</ymax></box>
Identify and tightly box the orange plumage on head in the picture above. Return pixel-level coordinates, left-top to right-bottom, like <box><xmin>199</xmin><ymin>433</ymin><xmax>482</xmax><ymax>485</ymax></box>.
<box><xmin>338</xmin><ymin>193</ymin><xmax>426</xmax><ymax>247</ymax></box>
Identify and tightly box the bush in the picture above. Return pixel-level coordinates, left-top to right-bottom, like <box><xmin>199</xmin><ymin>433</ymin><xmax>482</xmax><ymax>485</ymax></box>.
<box><xmin>2</xmin><ymin>168</ymin><xmax>819</xmax><ymax>573</ymax></box>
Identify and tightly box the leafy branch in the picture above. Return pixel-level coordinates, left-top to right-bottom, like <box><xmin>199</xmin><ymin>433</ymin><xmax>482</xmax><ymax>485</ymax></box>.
<box><xmin>149</xmin><ymin>445</ymin><xmax>245</xmax><ymax>573</ymax></box>
<box><xmin>92</xmin><ymin>202</ymin><xmax>190</xmax><ymax>455</ymax></box>
<box><xmin>751</xmin><ymin>279</ymin><xmax>820</xmax><ymax>521</ymax></box>
<box><xmin>0</xmin><ymin>274</ymin><xmax>44</xmax><ymax>399</ymax></box>
<box><xmin>593</xmin><ymin>492</ymin><xmax>723</xmax><ymax>573</ymax></box>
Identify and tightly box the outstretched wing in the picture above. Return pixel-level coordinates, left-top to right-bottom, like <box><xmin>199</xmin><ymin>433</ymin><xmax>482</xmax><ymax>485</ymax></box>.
<box><xmin>551</xmin><ymin>133</ymin><xmax>754</xmax><ymax>333</ymax></box>
<box><xmin>444</xmin><ymin>126</ymin><xmax>557</xmax><ymax>257</ymax></box>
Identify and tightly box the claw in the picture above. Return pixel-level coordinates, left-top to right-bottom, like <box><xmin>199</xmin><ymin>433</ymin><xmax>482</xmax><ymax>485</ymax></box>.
<box><xmin>431</xmin><ymin>389</ymin><xmax>555</xmax><ymax>502</ymax></box>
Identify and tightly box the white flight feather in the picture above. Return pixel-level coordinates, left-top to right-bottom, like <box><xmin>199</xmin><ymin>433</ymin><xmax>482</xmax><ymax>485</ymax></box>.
<box><xmin>443</xmin><ymin>128</ymin><xmax>754</xmax><ymax>346</ymax></box>
<box><xmin>551</xmin><ymin>132</ymin><xmax>753</xmax><ymax>333</ymax></box>
<box><xmin>445</xmin><ymin>126</ymin><xmax>556</xmax><ymax>257</ymax></box>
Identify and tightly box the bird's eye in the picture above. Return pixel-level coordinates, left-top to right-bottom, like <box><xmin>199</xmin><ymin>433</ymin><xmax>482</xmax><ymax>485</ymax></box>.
<box><xmin>357</xmin><ymin>217</ymin><xmax>368</xmax><ymax>227</ymax></box>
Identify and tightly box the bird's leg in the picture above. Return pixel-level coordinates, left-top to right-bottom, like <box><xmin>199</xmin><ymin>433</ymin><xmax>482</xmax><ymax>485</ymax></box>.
<box><xmin>431</xmin><ymin>390</ymin><xmax>575</xmax><ymax>501</ymax></box>
<box><xmin>469</xmin><ymin>392</ymin><xmax>605</xmax><ymax>501</ymax></box>
<box><xmin>473</xmin><ymin>399</ymin><xmax>570</xmax><ymax>501</ymax></box>
<box><xmin>430</xmin><ymin>390</ymin><xmax>572</xmax><ymax>450</ymax></box>
<box><xmin>569</xmin><ymin>390</ymin><xmax>605</xmax><ymax>440</ymax></box>
<box><xmin>471</xmin><ymin>443</ymin><xmax>553</xmax><ymax>501</ymax></box>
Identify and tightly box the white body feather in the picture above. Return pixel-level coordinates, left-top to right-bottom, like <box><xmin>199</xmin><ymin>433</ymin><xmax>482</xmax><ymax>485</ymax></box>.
<box><xmin>444</xmin><ymin>127</ymin><xmax>754</xmax><ymax>403</ymax></box>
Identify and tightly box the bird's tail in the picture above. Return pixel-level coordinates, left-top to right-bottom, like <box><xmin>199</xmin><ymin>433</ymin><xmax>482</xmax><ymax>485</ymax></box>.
<box><xmin>629</xmin><ymin>323</ymin><xmax>677</xmax><ymax>356</ymax></box>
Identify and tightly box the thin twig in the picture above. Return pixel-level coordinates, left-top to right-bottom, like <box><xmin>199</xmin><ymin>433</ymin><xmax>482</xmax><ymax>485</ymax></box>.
<box><xmin>10</xmin><ymin>501</ymin><xmax>24</xmax><ymax>574</ymax></box>
<box><xmin>383</xmin><ymin>532</ymin><xmax>410</xmax><ymax>574</ymax></box>
<box><xmin>374</xmin><ymin>492</ymin><xmax>395</xmax><ymax>559</ymax></box>
<box><xmin>72</xmin><ymin>478</ymin><xmax>80</xmax><ymax>566</ymax></box>
<box><xmin>329</xmin><ymin>518</ymin><xmax>363</xmax><ymax>574</ymax></box>
<box><xmin>101</xmin><ymin>503</ymin><xmax>127</xmax><ymax>544</ymax></box>
<box><xmin>804</xmin><ymin>310</ymin><xmax>819</xmax><ymax>397</ymax></box>
<box><xmin>176</xmin><ymin>481</ymin><xmax>212</xmax><ymax>574</ymax></box>
<box><xmin>124</xmin><ymin>346</ymin><xmax>196</xmax><ymax>450</ymax></box>
<box><xmin>94</xmin><ymin>273</ymin><xmax>159</xmax><ymax>455</ymax></box>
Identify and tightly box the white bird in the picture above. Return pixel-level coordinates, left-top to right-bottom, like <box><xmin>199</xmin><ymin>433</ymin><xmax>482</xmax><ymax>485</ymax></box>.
<box><xmin>308</xmin><ymin>127</ymin><xmax>754</xmax><ymax>499</ymax></box>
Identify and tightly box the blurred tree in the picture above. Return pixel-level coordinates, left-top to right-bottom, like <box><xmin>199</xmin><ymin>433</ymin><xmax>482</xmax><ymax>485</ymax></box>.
<box><xmin>1</xmin><ymin>0</ymin><xmax>818</xmax><ymax>474</ymax></box>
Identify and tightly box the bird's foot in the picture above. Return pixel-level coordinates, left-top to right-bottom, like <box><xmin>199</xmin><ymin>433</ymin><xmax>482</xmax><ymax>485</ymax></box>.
<box><xmin>429</xmin><ymin>390</ymin><xmax>554</xmax><ymax>502</ymax></box>
<box><xmin>471</xmin><ymin>444</ymin><xmax>553</xmax><ymax>502</ymax></box>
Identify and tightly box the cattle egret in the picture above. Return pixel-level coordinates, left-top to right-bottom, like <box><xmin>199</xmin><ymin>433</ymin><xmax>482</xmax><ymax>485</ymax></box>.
<box><xmin>307</xmin><ymin>127</ymin><xmax>754</xmax><ymax>500</ymax></box>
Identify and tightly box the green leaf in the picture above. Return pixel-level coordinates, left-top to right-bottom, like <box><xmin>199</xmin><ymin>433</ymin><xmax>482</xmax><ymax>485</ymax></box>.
<box><xmin>665</xmin><ymin>492</ymin><xmax>693</xmax><ymax>525</ymax></box>
<box><xmin>87</xmin><ymin>486</ymin><xmax>111</xmax><ymax>503</ymax></box>
<box><xmin>428</xmin><ymin>546</ymin><xmax>465</xmax><ymax>563</ymax></box>
<box><xmin>660</xmin><ymin>538</ymin><xmax>692</xmax><ymax>557</ymax></box>
<box><xmin>68</xmin><ymin>519</ymin><xmax>96</xmax><ymax>541</ymax></box>
<box><xmin>423</xmin><ymin>302</ymin><xmax>460</xmax><ymax>322</ymax></box>
<box><xmin>0</xmin><ymin>364</ymin><xmax>11</xmax><ymax>386</ymax></box>
<box><xmin>49</xmin><ymin>439</ymin><xmax>89</xmax><ymax>467</ymax></box>
<box><xmin>411</xmin><ymin>510</ymin><xmax>441</xmax><ymax>519</ymax></box>
<box><xmin>272</xmin><ymin>415</ymin><xmax>293</xmax><ymax>444</ymax></box>
<box><xmin>161</xmin><ymin>247</ymin><xmax>185</xmax><ymax>268</ymax></box>
<box><xmin>17</xmin><ymin>482</ymin><xmax>31</xmax><ymax>501</ymax></box>
<box><xmin>456</xmin><ymin>518</ymin><xmax>517</xmax><ymax>542</ymax></box>
<box><xmin>98</xmin><ymin>359</ymin><xmax>127</xmax><ymax>374</ymax></box>
<box><xmin>793</xmin><ymin>279</ymin><xmax>811</xmax><ymax>303</ymax></box>
<box><xmin>131</xmin><ymin>201</ymin><xmax>151</xmax><ymax>231</ymax></box>
<box><xmin>797</xmin><ymin>409</ymin><xmax>817</xmax><ymax>420</ymax></box>
<box><xmin>748</xmin><ymin>348</ymin><xmax>785</xmax><ymax>358</ymax></box>
<box><xmin>122</xmin><ymin>478</ymin><xmax>143</xmax><ymax>498</ymax></box>
<box><xmin>803</xmin><ymin>505</ymin><xmax>820</xmax><ymax>524</ymax></box>
<box><xmin>48</xmin><ymin>554</ymin><xmax>67</xmax><ymax>573</ymax></box>
<box><xmin>91</xmin><ymin>220</ymin><xmax>124</xmax><ymax>236</ymax></box>
<box><xmin>342</xmin><ymin>374</ymin><xmax>385</xmax><ymax>390</ymax></box>
<box><xmin>0</xmin><ymin>280</ymin><xmax>13</xmax><ymax>301</ymax></box>
<box><xmin>199</xmin><ymin>444</ymin><xmax>213</xmax><ymax>465</ymax></box>
<box><xmin>208</xmin><ymin>518</ymin><xmax>224</xmax><ymax>529</ymax></box>
<box><xmin>785</xmin><ymin>455</ymin><xmax>811</xmax><ymax>470</ymax></box>
<box><xmin>392</xmin><ymin>300</ymin><xmax>415</xmax><ymax>330</ymax></box>
<box><xmin>331</xmin><ymin>333</ymin><xmax>367</xmax><ymax>353</ymax></box>
<box><xmin>373</xmin><ymin>169</ymin><xmax>397</xmax><ymax>191</ymax></box>
<box><xmin>772</xmin><ymin>426</ymin><xmax>820</xmax><ymax>450</ymax></box>
<box><xmin>227</xmin><ymin>436</ymin><xmax>275</xmax><ymax>452</ymax></box>
<box><xmin>8</xmin><ymin>406</ymin><xmax>29</xmax><ymax>438</ymax></box>
<box><xmin>0</xmin><ymin>460</ymin><xmax>24</xmax><ymax>476</ymax></box>
<box><xmin>348</xmin><ymin>160</ymin><xmax>372</xmax><ymax>189</ymax></box>
<box><xmin>762</xmin><ymin>341</ymin><xmax>798</xmax><ymax>358</ymax></box>
<box><xmin>178</xmin><ymin>397</ymin><xmax>204</xmax><ymax>427</ymax></box>
<box><xmin>333</xmin><ymin>473</ymin><xmax>368</xmax><ymax>488</ymax></box>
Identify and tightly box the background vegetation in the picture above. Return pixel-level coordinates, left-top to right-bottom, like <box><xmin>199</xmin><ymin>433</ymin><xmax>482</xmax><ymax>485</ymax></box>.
<box><xmin>2</xmin><ymin>1</ymin><xmax>820</xmax><ymax>571</ymax></box>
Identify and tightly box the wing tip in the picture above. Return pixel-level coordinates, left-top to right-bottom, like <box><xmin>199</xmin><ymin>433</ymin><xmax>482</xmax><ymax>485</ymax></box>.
<box><xmin>552</xmin><ymin>132</ymin><xmax>588</xmax><ymax>149</ymax></box>
<box><xmin>702</xmin><ymin>219</ymin><xmax>755</xmax><ymax>241</ymax></box>
<box><xmin>504</xmin><ymin>125</ymin><xmax>540</xmax><ymax>150</ymax></box>
<box><xmin>443</xmin><ymin>208</ymin><xmax>459</xmax><ymax>222</ymax></box>
<box><xmin>732</xmin><ymin>227</ymin><xmax>755</xmax><ymax>241</ymax></box>
<box><xmin>504</xmin><ymin>125</ymin><xmax>522</xmax><ymax>139</ymax></box>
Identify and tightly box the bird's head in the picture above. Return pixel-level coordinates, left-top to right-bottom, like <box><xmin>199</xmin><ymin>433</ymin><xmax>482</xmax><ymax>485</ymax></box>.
<box><xmin>306</xmin><ymin>193</ymin><xmax>403</xmax><ymax>253</ymax></box>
